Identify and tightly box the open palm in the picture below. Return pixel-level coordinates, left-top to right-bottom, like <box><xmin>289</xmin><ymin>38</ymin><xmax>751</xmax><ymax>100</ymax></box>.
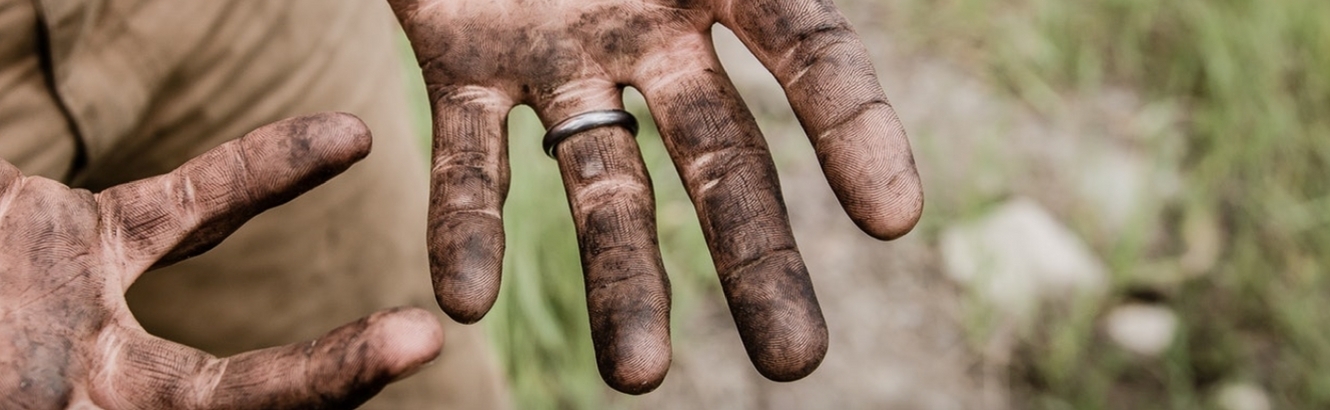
<box><xmin>0</xmin><ymin>114</ymin><xmax>442</xmax><ymax>409</ymax></box>
<box><xmin>390</xmin><ymin>0</ymin><xmax>923</xmax><ymax>393</ymax></box>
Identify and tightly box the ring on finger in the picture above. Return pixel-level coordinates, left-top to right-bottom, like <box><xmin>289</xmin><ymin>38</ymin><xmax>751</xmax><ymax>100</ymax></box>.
<box><xmin>542</xmin><ymin>109</ymin><xmax>639</xmax><ymax>158</ymax></box>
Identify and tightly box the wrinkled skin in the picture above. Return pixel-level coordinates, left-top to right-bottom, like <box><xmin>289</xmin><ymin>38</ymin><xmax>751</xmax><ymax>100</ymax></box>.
<box><xmin>390</xmin><ymin>0</ymin><xmax>924</xmax><ymax>394</ymax></box>
<box><xmin>0</xmin><ymin>113</ymin><xmax>443</xmax><ymax>409</ymax></box>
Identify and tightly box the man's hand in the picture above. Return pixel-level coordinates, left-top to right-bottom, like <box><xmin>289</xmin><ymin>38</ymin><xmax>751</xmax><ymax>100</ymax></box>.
<box><xmin>390</xmin><ymin>0</ymin><xmax>923</xmax><ymax>393</ymax></box>
<box><xmin>0</xmin><ymin>113</ymin><xmax>443</xmax><ymax>409</ymax></box>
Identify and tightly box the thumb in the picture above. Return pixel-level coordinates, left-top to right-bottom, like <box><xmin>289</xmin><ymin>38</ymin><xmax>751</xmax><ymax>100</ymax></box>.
<box><xmin>103</xmin><ymin>307</ymin><xmax>443</xmax><ymax>410</ymax></box>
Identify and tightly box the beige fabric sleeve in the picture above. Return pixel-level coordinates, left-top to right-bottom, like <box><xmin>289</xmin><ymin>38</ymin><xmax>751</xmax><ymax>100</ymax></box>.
<box><xmin>5</xmin><ymin>0</ymin><xmax>511</xmax><ymax>408</ymax></box>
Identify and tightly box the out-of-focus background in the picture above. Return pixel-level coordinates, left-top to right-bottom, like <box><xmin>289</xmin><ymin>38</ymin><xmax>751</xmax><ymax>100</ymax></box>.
<box><xmin>399</xmin><ymin>0</ymin><xmax>1329</xmax><ymax>408</ymax></box>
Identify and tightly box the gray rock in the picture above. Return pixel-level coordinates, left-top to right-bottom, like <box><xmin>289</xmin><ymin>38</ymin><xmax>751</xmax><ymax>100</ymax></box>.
<box><xmin>940</xmin><ymin>198</ymin><xmax>1109</xmax><ymax>324</ymax></box>
<box><xmin>1216</xmin><ymin>382</ymin><xmax>1272</xmax><ymax>410</ymax></box>
<box><xmin>1103</xmin><ymin>303</ymin><xmax>1179</xmax><ymax>356</ymax></box>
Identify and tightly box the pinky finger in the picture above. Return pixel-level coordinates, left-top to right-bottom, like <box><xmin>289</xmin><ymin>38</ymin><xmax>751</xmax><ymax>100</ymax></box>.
<box><xmin>721</xmin><ymin>0</ymin><xmax>924</xmax><ymax>239</ymax></box>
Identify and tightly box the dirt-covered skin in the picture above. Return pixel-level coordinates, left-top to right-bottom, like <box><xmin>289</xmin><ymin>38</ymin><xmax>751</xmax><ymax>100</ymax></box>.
<box><xmin>0</xmin><ymin>113</ymin><xmax>444</xmax><ymax>409</ymax></box>
<box><xmin>388</xmin><ymin>0</ymin><xmax>924</xmax><ymax>393</ymax></box>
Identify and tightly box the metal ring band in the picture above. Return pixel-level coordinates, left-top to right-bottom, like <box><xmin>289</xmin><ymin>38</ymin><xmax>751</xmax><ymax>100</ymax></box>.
<box><xmin>542</xmin><ymin>109</ymin><xmax>639</xmax><ymax>158</ymax></box>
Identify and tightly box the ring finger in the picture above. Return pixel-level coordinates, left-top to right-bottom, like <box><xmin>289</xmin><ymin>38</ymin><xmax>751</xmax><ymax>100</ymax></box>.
<box><xmin>534</xmin><ymin>85</ymin><xmax>673</xmax><ymax>394</ymax></box>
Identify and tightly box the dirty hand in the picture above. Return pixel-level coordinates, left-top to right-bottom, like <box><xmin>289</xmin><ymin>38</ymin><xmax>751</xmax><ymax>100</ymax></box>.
<box><xmin>0</xmin><ymin>113</ymin><xmax>443</xmax><ymax>409</ymax></box>
<box><xmin>389</xmin><ymin>0</ymin><xmax>923</xmax><ymax>394</ymax></box>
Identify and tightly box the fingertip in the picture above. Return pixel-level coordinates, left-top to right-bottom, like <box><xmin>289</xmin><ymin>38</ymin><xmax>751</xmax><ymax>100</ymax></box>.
<box><xmin>377</xmin><ymin>308</ymin><xmax>445</xmax><ymax>360</ymax></box>
<box><xmin>320</xmin><ymin>111</ymin><xmax>374</xmax><ymax>161</ymax></box>
<box><xmin>293</xmin><ymin>111</ymin><xmax>373</xmax><ymax>163</ymax></box>
<box><xmin>749</xmin><ymin>322</ymin><xmax>828</xmax><ymax>382</ymax></box>
<box><xmin>431</xmin><ymin>269</ymin><xmax>497</xmax><ymax>323</ymax></box>
<box><xmin>429</xmin><ymin>251</ymin><xmax>501</xmax><ymax>324</ymax></box>
<box><xmin>854</xmin><ymin>178</ymin><xmax>924</xmax><ymax>241</ymax></box>
<box><xmin>369</xmin><ymin>307</ymin><xmax>445</xmax><ymax>380</ymax></box>
<box><xmin>601</xmin><ymin>347</ymin><xmax>671</xmax><ymax>395</ymax></box>
<box><xmin>433</xmin><ymin>286</ymin><xmax>495</xmax><ymax>325</ymax></box>
<box><xmin>722</xmin><ymin>251</ymin><xmax>829</xmax><ymax>382</ymax></box>
<box><xmin>591</xmin><ymin>294</ymin><xmax>672</xmax><ymax>395</ymax></box>
<box><xmin>816</xmin><ymin>105</ymin><xmax>924</xmax><ymax>241</ymax></box>
<box><xmin>245</xmin><ymin>112</ymin><xmax>374</xmax><ymax>172</ymax></box>
<box><xmin>739</xmin><ymin>292</ymin><xmax>829</xmax><ymax>383</ymax></box>
<box><xmin>429</xmin><ymin>220</ymin><xmax>505</xmax><ymax>324</ymax></box>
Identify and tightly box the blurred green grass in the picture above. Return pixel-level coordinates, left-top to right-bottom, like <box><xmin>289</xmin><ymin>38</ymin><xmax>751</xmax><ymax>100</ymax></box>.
<box><xmin>889</xmin><ymin>0</ymin><xmax>1330</xmax><ymax>408</ymax></box>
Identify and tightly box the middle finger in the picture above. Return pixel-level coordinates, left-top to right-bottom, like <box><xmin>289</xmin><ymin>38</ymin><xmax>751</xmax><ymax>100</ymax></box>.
<box><xmin>634</xmin><ymin>39</ymin><xmax>829</xmax><ymax>382</ymax></box>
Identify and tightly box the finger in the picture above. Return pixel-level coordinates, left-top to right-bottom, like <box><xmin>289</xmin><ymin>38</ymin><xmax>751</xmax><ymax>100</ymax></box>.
<box><xmin>385</xmin><ymin>0</ymin><xmax>419</xmax><ymax>17</ymax></box>
<box><xmin>97</xmin><ymin>112</ymin><xmax>372</xmax><ymax>280</ymax></box>
<box><xmin>427</xmin><ymin>86</ymin><xmax>513</xmax><ymax>323</ymax></box>
<box><xmin>720</xmin><ymin>1</ymin><xmax>924</xmax><ymax>240</ymax></box>
<box><xmin>0</xmin><ymin>162</ymin><xmax>15</xmax><ymax>266</ymax></box>
<box><xmin>99</xmin><ymin>307</ymin><xmax>443</xmax><ymax>410</ymax></box>
<box><xmin>0</xmin><ymin>159</ymin><xmax>19</xmax><ymax>203</ymax></box>
<box><xmin>539</xmin><ymin>95</ymin><xmax>673</xmax><ymax>394</ymax></box>
<box><xmin>635</xmin><ymin>48</ymin><xmax>827</xmax><ymax>381</ymax></box>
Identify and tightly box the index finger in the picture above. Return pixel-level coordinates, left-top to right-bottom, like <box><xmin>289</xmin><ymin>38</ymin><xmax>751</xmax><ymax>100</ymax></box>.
<box><xmin>719</xmin><ymin>0</ymin><xmax>924</xmax><ymax>240</ymax></box>
<box><xmin>425</xmin><ymin>86</ymin><xmax>514</xmax><ymax>324</ymax></box>
<box><xmin>96</xmin><ymin>112</ymin><xmax>372</xmax><ymax>282</ymax></box>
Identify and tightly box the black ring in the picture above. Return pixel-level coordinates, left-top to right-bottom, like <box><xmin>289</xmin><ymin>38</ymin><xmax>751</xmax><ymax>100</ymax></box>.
<box><xmin>542</xmin><ymin>109</ymin><xmax>639</xmax><ymax>158</ymax></box>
